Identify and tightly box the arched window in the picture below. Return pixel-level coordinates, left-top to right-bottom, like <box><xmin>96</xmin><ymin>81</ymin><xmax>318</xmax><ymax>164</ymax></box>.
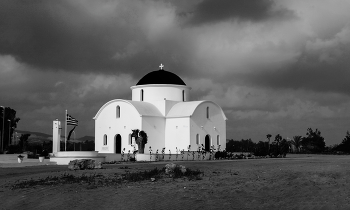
<box><xmin>103</xmin><ymin>134</ymin><xmax>107</xmax><ymax>145</ymax></box>
<box><xmin>217</xmin><ymin>135</ymin><xmax>220</xmax><ymax>145</ymax></box>
<box><xmin>116</xmin><ymin>106</ymin><xmax>120</xmax><ymax>118</ymax></box>
<box><xmin>182</xmin><ymin>90</ymin><xmax>185</xmax><ymax>101</ymax></box>
<box><xmin>206</xmin><ymin>107</ymin><xmax>209</xmax><ymax>119</ymax></box>
<box><xmin>196</xmin><ymin>134</ymin><xmax>200</xmax><ymax>144</ymax></box>
<box><xmin>140</xmin><ymin>89</ymin><xmax>144</xmax><ymax>101</ymax></box>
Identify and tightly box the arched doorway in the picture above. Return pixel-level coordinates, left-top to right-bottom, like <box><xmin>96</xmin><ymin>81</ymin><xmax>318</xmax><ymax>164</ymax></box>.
<box><xmin>205</xmin><ymin>135</ymin><xmax>210</xmax><ymax>152</ymax></box>
<box><xmin>115</xmin><ymin>134</ymin><xmax>121</xmax><ymax>153</ymax></box>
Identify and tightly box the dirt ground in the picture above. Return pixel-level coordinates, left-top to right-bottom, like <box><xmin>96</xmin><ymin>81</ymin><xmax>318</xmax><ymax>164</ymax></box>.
<box><xmin>1</xmin><ymin>154</ymin><xmax>350</xmax><ymax>210</ymax></box>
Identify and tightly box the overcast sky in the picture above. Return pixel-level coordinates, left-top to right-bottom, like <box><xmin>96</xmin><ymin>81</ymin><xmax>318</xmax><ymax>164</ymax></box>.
<box><xmin>1</xmin><ymin>0</ymin><xmax>350</xmax><ymax>145</ymax></box>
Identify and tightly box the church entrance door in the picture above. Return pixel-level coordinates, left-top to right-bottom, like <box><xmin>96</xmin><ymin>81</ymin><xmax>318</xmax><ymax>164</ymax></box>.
<box><xmin>205</xmin><ymin>135</ymin><xmax>210</xmax><ymax>152</ymax></box>
<box><xmin>115</xmin><ymin>134</ymin><xmax>122</xmax><ymax>153</ymax></box>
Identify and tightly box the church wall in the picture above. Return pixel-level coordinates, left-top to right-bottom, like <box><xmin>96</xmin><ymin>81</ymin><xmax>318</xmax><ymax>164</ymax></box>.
<box><xmin>141</xmin><ymin>116</ymin><xmax>165</xmax><ymax>153</ymax></box>
<box><xmin>95</xmin><ymin>101</ymin><xmax>141</xmax><ymax>154</ymax></box>
<box><xmin>131</xmin><ymin>85</ymin><xmax>190</xmax><ymax>102</ymax></box>
<box><xmin>165</xmin><ymin>117</ymin><xmax>191</xmax><ymax>153</ymax></box>
<box><xmin>190</xmin><ymin>102</ymin><xmax>226</xmax><ymax>151</ymax></box>
<box><xmin>152</xmin><ymin>100</ymin><xmax>180</xmax><ymax>116</ymax></box>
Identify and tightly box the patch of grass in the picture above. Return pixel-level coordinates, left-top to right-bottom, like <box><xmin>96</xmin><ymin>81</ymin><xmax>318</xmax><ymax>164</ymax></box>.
<box><xmin>103</xmin><ymin>161</ymin><xmax>120</xmax><ymax>164</ymax></box>
<box><xmin>122</xmin><ymin>167</ymin><xmax>163</xmax><ymax>182</ymax></box>
<box><xmin>119</xmin><ymin>166</ymin><xmax>130</xmax><ymax>169</ymax></box>
<box><xmin>9</xmin><ymin>166</ymin><xmax>203</xmax><ymax>190</ymax></box>
<box><xmin>10</xmin><ymin>173</ymin><xmax>104</xmax><ymax>190</ymax></box>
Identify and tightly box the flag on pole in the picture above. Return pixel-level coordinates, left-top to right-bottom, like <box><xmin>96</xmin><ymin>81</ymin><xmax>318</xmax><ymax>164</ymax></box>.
<box><xmin>66</xmin><ymin>114</ymin><xmax>78</xmax><ymax>126</ymax></box>
<box><xmin>67</xmin><ymin>125</ymin><xmax>77</xmax><ymax>141</ymax></box>
<box><xmin>65</xmin><ymin>111</ymin><xmax>78</xmax><ymax>151</ymax></box>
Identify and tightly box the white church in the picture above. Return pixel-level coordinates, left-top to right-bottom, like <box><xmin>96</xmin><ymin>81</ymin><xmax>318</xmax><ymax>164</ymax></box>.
<box><xmin>93</xmin><ymin>65</ymin><xmax>227</xmax><ymax>154</ymax></box>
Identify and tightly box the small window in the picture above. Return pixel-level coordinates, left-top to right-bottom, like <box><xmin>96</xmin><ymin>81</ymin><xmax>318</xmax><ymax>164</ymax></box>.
<box><xmin>217</xmin><ymin>135</ymin><xmax>220</xmax><ymax>145</ymax></box>
<box><xmin>116</xmin><ymin>106</ymin><xmax>120</xmax><ymax>118</ymax></box>
<box><xmin>103</xmin><ymin>134</ymin><xmax>108</xmax><ymax>145</ymax></box>
<box><xmin>141</xmin><ymin>89</ymin><xmax>144</xmax><ymax>101</ymax></box>
<box><xmin>196</xmin><ymin>134</ymin><xmax>200</xmax><ymax>144</ymax></box>
<box><xmin>128</xmin><ymin>134</ymin><xmax>132</xmax><ymax>145</ymax></box>
<box><xmin>182</xmin><ymin>90</ymin><xmax>185</xmax><ymax>101</ymax></box>
<box><xmin>206</xmin><ymin>107</ymin><xmax>209</xmax><ymax>119</ymax></box>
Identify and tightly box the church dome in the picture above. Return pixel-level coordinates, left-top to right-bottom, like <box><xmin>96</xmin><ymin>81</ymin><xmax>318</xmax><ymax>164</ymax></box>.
<box><xmin>136</xmin><ymin>69</ymin><xmax>186</xmax><ymax>86</ymax></box>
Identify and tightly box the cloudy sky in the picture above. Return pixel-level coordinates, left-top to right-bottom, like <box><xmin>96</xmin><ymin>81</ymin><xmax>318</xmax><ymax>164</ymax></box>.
<box><xmin>1</xmin><ymin>0</ymin><xmax>350</xmax><ymax>145</ymax></box>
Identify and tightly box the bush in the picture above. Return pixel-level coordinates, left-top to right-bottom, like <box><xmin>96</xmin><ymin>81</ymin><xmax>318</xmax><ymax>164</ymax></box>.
<box><xmin>254</xmin><ymin>141</ymin><xmax>269</xmax><ymax>156</ymax></box>
<box><xmin>235</xmin><ymin>154</ymin><xmax>246</xmax><ymax>159</ymax></box>
<box><xmin>214</xmin><ymin>150</ymin><xmax>235</xmax><ymax>159</ymax></box>
<box><xmin>5</xmin><ymin>145</ymin><xmax>22</xmax><ymax>154</ymax></box>
<box><xmin>40</xmin><ymin>150</ymin><xmax>48</xmax><ymax>157</ymax></box>
<box><xmin>164</xmin><ymin>163</ymin><xmax>202</xmax><ymax>180</ymax></box>
<box><xmin>122</xmin><ymin>168</ymin><xmax>163</xmax><ymax>182</ymax></box>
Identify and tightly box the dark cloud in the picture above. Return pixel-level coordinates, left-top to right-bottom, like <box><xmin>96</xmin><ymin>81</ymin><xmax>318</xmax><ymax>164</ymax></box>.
<box><xmin>0</xmin><ymin>0</ymin><xmax>145</xmax><ymax>73</ymax></box>
<box><xmin>0</xmin><ymin>0</ymin><xmax>198</xmax><ymax>79</ymax></box>
<box><xmin>239</xmin><ymin>52</ymin><xmax>350</xmax><ymax>97</ymax></box>
<box><xmin>184</xmin><ymin>0</ymin><xmax>294</xmax><ymax>25</ymax></box>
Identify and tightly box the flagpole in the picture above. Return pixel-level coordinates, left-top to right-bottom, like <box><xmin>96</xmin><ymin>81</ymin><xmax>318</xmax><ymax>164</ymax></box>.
<box><xmin>65</xmin><ymin>110</ymin><xmax>67</xmax><ymax>151</ymax></box>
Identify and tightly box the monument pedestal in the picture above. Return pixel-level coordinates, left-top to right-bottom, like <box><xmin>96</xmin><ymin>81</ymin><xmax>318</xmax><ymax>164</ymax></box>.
<box><xmin>50</xmin><ymin>151</ymin><xmax>105</xmax><ymax>165</ymax></box>
<box><xmin>136</xmin><ymin>153</ymin><xmax>156</xmax><ymax>161</ymax></box>
<box><xmin>50</xmin><ymin>120</ymin><xmax>105</xmax><ymax>165</ymax></box>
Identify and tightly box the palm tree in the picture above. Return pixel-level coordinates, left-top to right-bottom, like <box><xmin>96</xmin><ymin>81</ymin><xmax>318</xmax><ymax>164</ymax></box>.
<box><xmin>291</xmin><ymin>136</ymin><xmax>302</xmax><ymax>153</ymax></box>
<box><xmin>274</xmin><ymin>134</ymin><xmax>282</xmax><ymax>145</ymax></box>
<box><xmin>266</xmin><ymin>134</ymin><xmax>272</xmax><ymax>155</ymax></box>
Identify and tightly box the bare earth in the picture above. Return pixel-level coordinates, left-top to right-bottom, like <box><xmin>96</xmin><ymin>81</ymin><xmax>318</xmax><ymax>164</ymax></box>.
<box><xmin>1</xmin><ymin>154</ymin><xmax>350</xmax><ymax>210</ymax></box>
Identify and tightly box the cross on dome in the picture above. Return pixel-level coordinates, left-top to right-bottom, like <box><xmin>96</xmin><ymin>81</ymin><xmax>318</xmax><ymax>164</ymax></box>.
<box><xmin>159</xmin><ymin>63</ymin><xmax>164</xmax><ymax>70</ymax></box>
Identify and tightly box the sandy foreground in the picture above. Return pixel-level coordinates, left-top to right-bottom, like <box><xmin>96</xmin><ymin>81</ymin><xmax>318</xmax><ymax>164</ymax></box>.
<box><xmin>1</xmin><ymin>154</ymin><xmax>350</xmax><ymax>210</ymax></box>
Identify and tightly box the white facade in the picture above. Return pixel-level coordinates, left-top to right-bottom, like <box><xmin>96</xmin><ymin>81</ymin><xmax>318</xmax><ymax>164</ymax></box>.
<box><xmin>94</xmin><ymin>69</ymin><xmax>227</xmax><ymax>154</ymax></box>
<box><xmin>131</xmin><ymin>84</ymin><xmax>191</xmax><ymax>102</ymax></box>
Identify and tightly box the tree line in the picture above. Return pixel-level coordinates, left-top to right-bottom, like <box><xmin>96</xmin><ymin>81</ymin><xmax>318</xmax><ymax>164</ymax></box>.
<box><xmin>331</xmin><ymin>131</ymin><xmax>350</xmax><ymax>154</ymax></box>
<box><xmin>226</xmin><ymin>128</ymin><xmax>327</xmax><ymax>157</ymax></box>
<box><xmin>6</xmin><ymin>133</ymin><xmax>95</xmax><ymax>155</ymax></box>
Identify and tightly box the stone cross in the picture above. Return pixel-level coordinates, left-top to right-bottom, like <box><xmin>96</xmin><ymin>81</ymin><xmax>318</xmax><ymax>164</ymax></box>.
<box><xmin>159</xmin><ymin>63</ymin><xmax>164</xmax><ymax>70</ymax></box>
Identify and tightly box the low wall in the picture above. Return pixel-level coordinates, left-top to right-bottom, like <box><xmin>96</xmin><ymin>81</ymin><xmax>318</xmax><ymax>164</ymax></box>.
<box><xmin>50</xmin><ymin>156</ymin><xmax>105</xmax><ymax>165</ymax></box>
<box><xmin>0</xmin><ymin>154</ymin><xmax>28</xmax><ymax>163</ymax></box>
<box><xmin>51</xmin><ymin>151</ymin><xmax>105</xmax><ymax>165</ymax></box>
<box><xmin>53</xmin><ymin>151</ymin><xmax>99</xmax><ymax>157</ymax></box>
<box><xmin>99</xmin><ymin>151</ymin><xmax>215</xmax><ymax>162</ymax></box>
<box><xmin>98</xmin><ymin>153</ymin><xmax>122</xmax><ymax>162</ymax></box>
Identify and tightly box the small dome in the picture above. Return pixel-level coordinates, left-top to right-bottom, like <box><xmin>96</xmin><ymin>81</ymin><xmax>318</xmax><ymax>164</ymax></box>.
<box><xmin>136</xmin><ymin>69</ymin><xmax>186</xmax><ymax>86</ymax></box>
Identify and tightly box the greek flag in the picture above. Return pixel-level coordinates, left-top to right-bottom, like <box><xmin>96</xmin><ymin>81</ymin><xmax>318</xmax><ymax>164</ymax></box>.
<box><xmin>66</xmin><ymin>114</ymin><xmax>78</xmax><ymax>126</ymax></box>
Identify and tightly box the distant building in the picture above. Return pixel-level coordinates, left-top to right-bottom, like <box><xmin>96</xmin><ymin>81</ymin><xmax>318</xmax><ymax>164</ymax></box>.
<box><xmin>93</xmin><ymin>65</ymin><xmax>227</xmax><ymax>153</ymax></box>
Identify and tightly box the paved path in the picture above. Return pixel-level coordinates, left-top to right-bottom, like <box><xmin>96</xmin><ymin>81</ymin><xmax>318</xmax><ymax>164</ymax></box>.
<box><xmin>0</xmin><ymin>159</ymin><xmax>57</xmax><ymax>168</ymax></box>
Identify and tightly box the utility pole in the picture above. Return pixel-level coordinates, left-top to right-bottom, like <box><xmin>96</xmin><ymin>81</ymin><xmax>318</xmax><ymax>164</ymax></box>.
<box><xmin>73</xmin><ymin>131</ymin><xmax>76</xmax><ymax>151</ymax></box>
<box><xmin>8</xmin><ymin>119</ymin><xmax>11</xmax><ymax>145</ymax></box>
<box><xmin>0</xmin><ymin>106</ymin><xmax>5</xmax><ymax>153</ymax></box>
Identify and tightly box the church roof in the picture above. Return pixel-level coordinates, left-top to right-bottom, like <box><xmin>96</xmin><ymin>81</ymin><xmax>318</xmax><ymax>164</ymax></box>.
<box><xmin>93</xmin><ymin>99</ymin><xmax>163</xmax><ymax>119</ymax></box>
<box><xmin>167</xmin><ymin>101</ymin><xmax>227</xmax><ymax>120</ymax></box>
<box><xmin>128</xmin><ymin>101</ymin><xmax>163</xmax><ymax>117</ymax></box>
<box><xmin>136</xmin><ymin>69</ymin><xmax>186</xmax><ymax>86</ymax></box>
